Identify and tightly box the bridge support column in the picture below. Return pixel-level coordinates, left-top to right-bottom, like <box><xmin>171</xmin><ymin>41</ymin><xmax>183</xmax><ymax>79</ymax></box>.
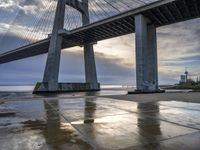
<box><xmin>34</xmin><ymin>0</ymin><xmax>67</xmax><ymax>93</ymax></box>
<box><xmin>33</xmin><ymin>0</ymin><xmax>99</xmax><ymax>93</ymax></box>
<box><xmin>84</xmin><ymin>44</ymin><xmax>99</xmax><ymax>89</ymax></box>
<box><xmin>133</xmin><ymin>14</ymin><xmax>160</xmax><ymax>93</ymax></box>
<box><xmin>82</xmin><ymin>0</ymin><xmax>99</xmax><ymax>90</ymax></box>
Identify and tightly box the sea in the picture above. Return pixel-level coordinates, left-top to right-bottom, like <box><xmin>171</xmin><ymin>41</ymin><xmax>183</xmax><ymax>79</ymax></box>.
<box><xmin>0</xmin><ymin>85</ymin><xmax>192</xmax><ymax>93</ymax></box>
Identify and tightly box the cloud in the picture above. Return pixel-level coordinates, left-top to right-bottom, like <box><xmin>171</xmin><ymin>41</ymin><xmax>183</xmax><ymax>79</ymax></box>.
<box><xmin>61</xmin><ymin>48</ymin><xmax>135</xmax><ymax>85</ymax></box>
<box><xmin>156</xmin><ymin>18</ymin><xmax>200</xmax><ymax>79</ymax></box>
<box><xmin>0</xmin><ymin>48</ymin><xmax>135</xmax><ymax>85</ymax></box>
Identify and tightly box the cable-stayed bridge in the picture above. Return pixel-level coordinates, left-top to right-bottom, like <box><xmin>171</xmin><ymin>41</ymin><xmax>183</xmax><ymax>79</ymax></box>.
<box><xmin>0</xmin><ymin>0</ymin><xmax>199</xmax><ymax>93</ymax></box>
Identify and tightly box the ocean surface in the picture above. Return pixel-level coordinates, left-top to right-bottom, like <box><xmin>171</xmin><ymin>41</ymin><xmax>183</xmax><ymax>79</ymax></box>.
<box><xmin>0</xmin><ymin>85</ymin><xmax>192</xmax><ymax>93</ymax></box>
<box><xmin>0</xmin><ymin>85</ymin><xmax>135</xmax><ymax>97</ymax></box>
<box><xmin>0</xmin><ymin>85</ymin><xmax>35</xmax><ymax>92</ymax></box>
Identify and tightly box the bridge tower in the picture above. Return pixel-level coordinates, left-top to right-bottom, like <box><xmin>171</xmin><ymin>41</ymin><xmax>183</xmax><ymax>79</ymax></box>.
<box><xmin>33</xmin><ymin>0</ymin><xmax>99</xmax><ymax>93</ymax></box>
<box><xmin>82</xmin><ymin>0</ymin><xmax>99</xmax><ymax>90</ymax></box>
<box><xmin>133</xmin><ymin>14</ymin><xmax>160</xmax><ymax>93</ymax></box>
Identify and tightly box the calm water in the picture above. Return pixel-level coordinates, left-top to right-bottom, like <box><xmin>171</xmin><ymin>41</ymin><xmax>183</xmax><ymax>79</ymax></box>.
<box><xmin>0</xmin><ymin>85</ymin><xmax>135</xmax><ymax>97</ymax></box>
<box><xmin>0</xmin><ymin>85</ymin><xmax>35</xmax><ymax>92</ymax></box>
<box><xmin>0</xmin><ymin>85</ymin><xmax>135</xmax><ymax>92</ymax></box>
<box><xmin>0</xmin><ymin>85</ymin><xmax>192</xmax><ymax>94</ymax></box>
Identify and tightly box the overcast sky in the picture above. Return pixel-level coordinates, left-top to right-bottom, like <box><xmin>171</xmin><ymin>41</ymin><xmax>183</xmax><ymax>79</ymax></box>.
<box><xmin>0</xmin><ymin>0</ymin><xmax>200</xmax><ymax>86</ymax></box>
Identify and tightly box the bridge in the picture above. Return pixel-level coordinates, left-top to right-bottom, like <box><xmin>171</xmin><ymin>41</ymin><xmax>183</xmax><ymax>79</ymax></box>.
<box><xmin>0</xmin><ymin>0</ymin><xmax>199</xmax><ymax>93</ymax></box>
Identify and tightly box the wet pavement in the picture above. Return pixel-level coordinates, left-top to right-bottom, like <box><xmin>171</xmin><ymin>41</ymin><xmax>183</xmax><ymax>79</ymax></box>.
<box><xmin>0</xmin><ymin>91</ymin><xmax>200</xmax><ymax>150</ymax></box>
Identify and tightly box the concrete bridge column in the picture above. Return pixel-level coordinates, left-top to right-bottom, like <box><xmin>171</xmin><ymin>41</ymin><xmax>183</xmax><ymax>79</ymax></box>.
<box><xmin>83</xmin><ymin>44</ymin><xmax>98</xmax><ymax>89</ymax></box>
<box><xmin>82</xmin><ymin>0</ymin><xmax>99</xmax><ymax>89</ymax></box>
<box><xmin>42</xmin><ymin>0</ymin><xmax>67</xmax><ymax>91</ymax></box>
<box><xmin>33</xmin><ymin>0</ymin><xmax>99</xmax><ymax>93</ymax></box>
<box><xmin>134</xmin><ymin>14</ymin><xmax>159</xmax><ymax>92</ymax></box>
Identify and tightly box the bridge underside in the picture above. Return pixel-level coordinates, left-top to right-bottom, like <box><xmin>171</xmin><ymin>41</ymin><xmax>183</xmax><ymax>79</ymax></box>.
<box><xmin>0</xmin><ymin>0</ymin><xmax>199</xmax><ymax>64</ymax></box>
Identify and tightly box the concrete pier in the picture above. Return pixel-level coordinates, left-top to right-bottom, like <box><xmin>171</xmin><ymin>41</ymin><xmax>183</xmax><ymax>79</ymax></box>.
<box><xmin>82</xmin><ymin>0</ymin><xmax>99</xmax><ymax>90</ymax></box>
<box><xmin>84</xmin><ymin>44</ymin><xmax>99</xmax><ymax>89</ymax></box>
<box><xmin>34</xmin><ymin>0</ymin><xmax>100</xmax><ymax>93</ymax></box>
<box><xmin>33</xmin><ymin>82</ymin><xmax>100</xmax><ymax>93</ymax></box>
<box><xmin>42</xmin><ymin>0</ymin><xmax>67</xmax><ymax>91</ymax></box>
<box><xmin>134</xmin><ymin>14</ymin><xmax>159</xmax><ymax>92</ymax></box>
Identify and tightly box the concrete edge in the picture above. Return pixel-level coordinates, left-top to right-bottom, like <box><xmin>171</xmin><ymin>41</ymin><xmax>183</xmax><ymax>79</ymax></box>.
<box><xmin>33</xmin><ymin>82</ymin><xmax>100</xmax><ymax>94</ymax></box>
<box><xmin>128</xmin><ymin>90</ymin><xmax>165</xmax><ymax>95</ymax></box>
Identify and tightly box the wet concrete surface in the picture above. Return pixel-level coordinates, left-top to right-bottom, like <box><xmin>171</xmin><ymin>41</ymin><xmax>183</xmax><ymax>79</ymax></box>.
<box><xmin>0</xmin><ymin>91</ymin><xmax>200</xmax><ymax>150</ymax></box>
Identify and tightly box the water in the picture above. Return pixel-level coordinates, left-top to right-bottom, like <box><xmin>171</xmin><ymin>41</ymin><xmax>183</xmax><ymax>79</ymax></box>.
<box><xmin>0</xmin><ymin>85</ymin><xmax>192</xmax><ymax>94</ymax></box>
<box><xmin>0</xmin><ymin>85</ymin><xmax>34</xmax><ymax>92</ymax></box>
<box><xmin>0</xmin><ymin>85</ymin><xmax>134</xmax><ymax>97</ymax></box>
<box><xmin>0</xmin><ymin>85</ymin><xmax>135</xmax><ymax>92</ymax></box>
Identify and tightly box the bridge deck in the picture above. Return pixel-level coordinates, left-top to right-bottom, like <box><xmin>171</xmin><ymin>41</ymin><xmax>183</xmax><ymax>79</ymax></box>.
<box><xmin>0</xmin><ymin>0</ymin><xmax>199</xmax><ymax>64</ymax></box>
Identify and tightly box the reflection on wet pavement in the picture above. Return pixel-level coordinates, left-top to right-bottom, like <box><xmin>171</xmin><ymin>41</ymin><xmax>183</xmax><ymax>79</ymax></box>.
<box><xmin>0</xmin><ymin>93</ymin><xmax>200</xmax><ymax>150</ymax></box>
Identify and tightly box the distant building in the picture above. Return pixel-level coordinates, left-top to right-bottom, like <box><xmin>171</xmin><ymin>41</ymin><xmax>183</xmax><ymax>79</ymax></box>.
<box><xmin>180</xmin><ymin>68</ymin><xmax>189</xmax><ymax>83</ymax></box>
<box><xmin>180</xmin><ymin>75</ymin><xmax>187</xmax><ymax>83</ymax></box>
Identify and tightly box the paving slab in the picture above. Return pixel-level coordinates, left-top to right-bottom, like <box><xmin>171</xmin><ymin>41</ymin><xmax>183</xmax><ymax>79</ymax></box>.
<box><xmin>128</xmin><ymin>131</ymin><xmax>200</xmax><ymax>150</ymax></box>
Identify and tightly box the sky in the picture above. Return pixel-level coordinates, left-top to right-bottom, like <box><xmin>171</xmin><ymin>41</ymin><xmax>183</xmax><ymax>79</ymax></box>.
<box><xmin>0</xmin><ymin>0</ymin><xmax>200</xmax><ymax>86</ymax></box>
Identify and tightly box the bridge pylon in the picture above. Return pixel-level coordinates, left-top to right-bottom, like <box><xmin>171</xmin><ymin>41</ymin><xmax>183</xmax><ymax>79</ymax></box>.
<box><xmin>82</xmin><ymin>0</ymin><xmax>99</xmax><ymax>90</ymax></box>
<box><xmin>129</xmin><ymin>14</ymin><xmax>163</xmax><ymax>94</ymax></box>
<box><xmin>33</xmin><ymin>0</ymin><xmax>100</xmax><ymax>93</ymax></box>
